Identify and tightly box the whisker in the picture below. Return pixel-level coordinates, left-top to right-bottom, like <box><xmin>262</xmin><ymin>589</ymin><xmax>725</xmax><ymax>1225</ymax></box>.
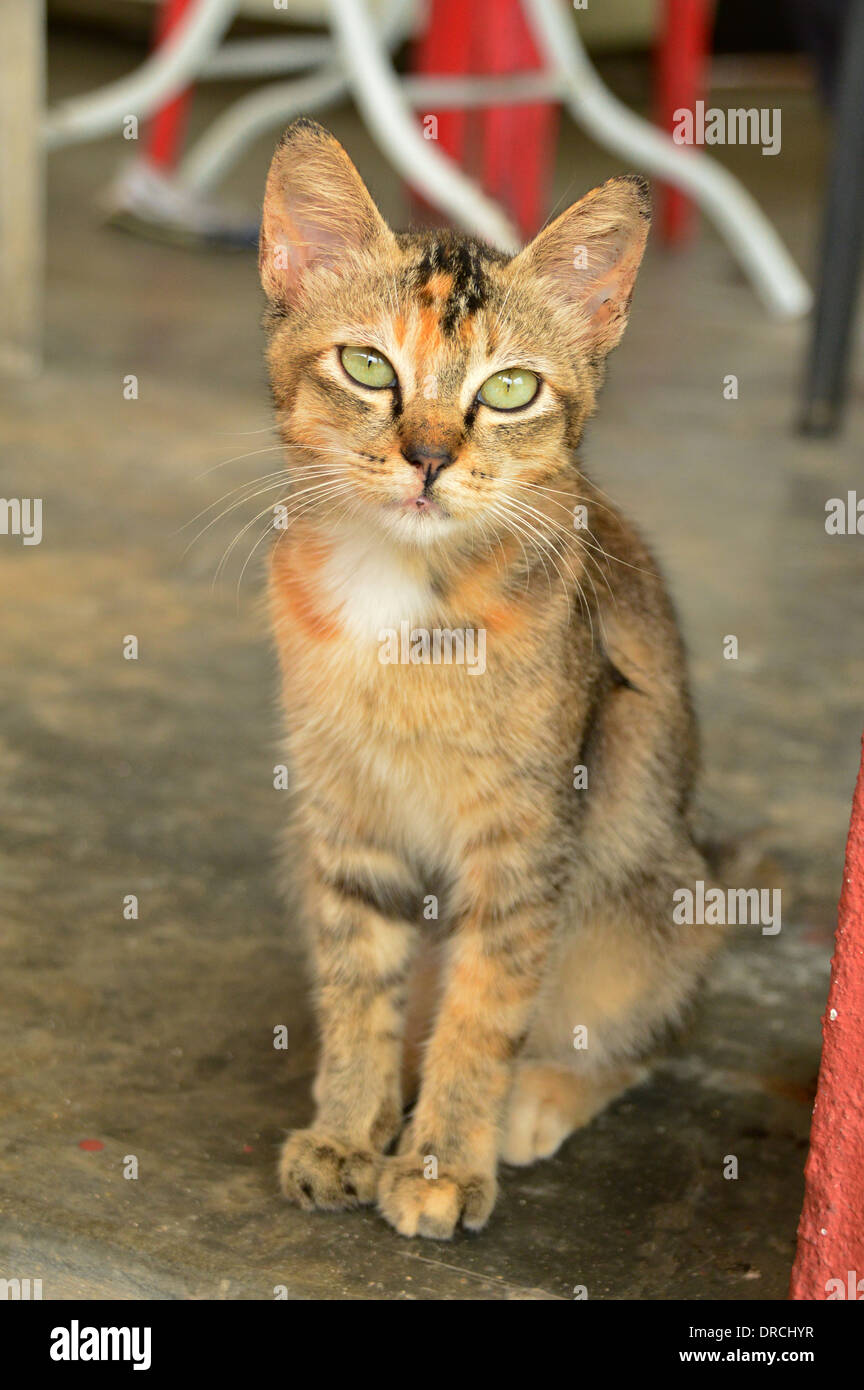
<box><xmin>192</xmin><ymin>443</ymin><xmax>284</xmax><ymax>484</ymax></box>
<box><xmin>181</xmin><ymin>476</ymin><xmax>301</xmax><ymax>559</ymax></box>
<box><xmin>510</xmin><ymin>477</ymin><xmax>621</xmax><ymax>519</ymax></box>
<box><xmin>509</xmin><ymin>479</ymin><xmax>655</xmax><ymax>579</ymax></box>
<box><xmin>485</xmin><ymin>506</ymin><xmax>530</xmax><ymax>587</ymax></box>
<box><xmin>180</xmin><ymin>463</ymin><xmax>352</xmax><ymax>556</ymax></box>
<box><xmin>248</xmin><ymin>482</ymin><xmax>364</xmax><ymax>600</ymax></box>
<box><xmin>496</xmin><ymin>496</ymin><xmax>589</xmax><ymax>633</ymax></box>
<box><xmin>214</xmin><ymin>479</ymin><xmax>349</xmax><ymax>583</ymax></box>
<box><xmin>179</xmin><ymin>469</ymin><xmax>292</xmax><ymax>536</ymax></box>
<box><xmin>503</xmin><ymin>493</ymin><xmax>615</xmax><ymax>611</ymax></box>
<box><xmin>213</xmin><ymin>422</ymin><xmax>281</xmax><ymax>437</ymax></box>
<box><xmin>234</xmin><ymin>481</ymin><xmax>354</xmax><ymax>603</ymax></box>
<box><xmin>487</xmin><ymin>501</ymin><xmax>557</xmax><ymax>608</ymax></box>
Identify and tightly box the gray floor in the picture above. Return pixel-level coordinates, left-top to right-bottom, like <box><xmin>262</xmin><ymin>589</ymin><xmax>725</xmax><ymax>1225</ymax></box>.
<box><xmin>1</xmin><ymin>33</ymin><xmax>863</xmax><ymax>1300</ymax></box>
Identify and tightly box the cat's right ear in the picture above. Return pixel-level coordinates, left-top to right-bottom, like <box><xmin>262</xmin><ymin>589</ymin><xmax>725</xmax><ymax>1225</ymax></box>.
<box><xmin>259</xmin><ymin>119</ymin><xmax>394</xmax><ymax>309</ymax></box>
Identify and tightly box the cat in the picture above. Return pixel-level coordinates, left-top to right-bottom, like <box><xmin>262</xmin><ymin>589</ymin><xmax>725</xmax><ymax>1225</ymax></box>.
<box><xmin>258</xmin><ymin>119</ymin><xmax>721</xmax><ymax>1240</ymax></box>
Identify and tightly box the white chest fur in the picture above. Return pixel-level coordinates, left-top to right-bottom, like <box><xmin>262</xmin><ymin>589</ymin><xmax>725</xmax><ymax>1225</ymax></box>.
<box><xmin>317</xmin><ymin>525</ymin><xmax>436</xmax><ymax>642</ymax></box>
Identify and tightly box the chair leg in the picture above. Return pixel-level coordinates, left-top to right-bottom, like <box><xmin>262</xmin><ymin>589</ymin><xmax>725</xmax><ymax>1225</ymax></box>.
<box><xmin>523</xmin><ymin>0</ymin><xmax>812</xmax><ymax>319</ymax></box>
<box><xmin>326</xmin><ymin>0</ymin><xmax>519</xmax><ymax>252</ymax></box>
<box><xmin>43</xmin><ymin>0</ymin><xmax>236</xmax><ymax>149</ymax></box>
<box><xmin>801</xmin><ymin>0</ymin><xmax>864</xmax><ymax>436</ymax></box>
<box><xmin>412</xmin><ymin>0</ymin><xmax>472</xmax><ymax>172</ymax></box>
<box><xmin>178</xmin><ymin>0</ymin><xmax>410</xmax><ymax>196</ymax></box>
<box><xmin>178</xmin><ymin>67</ymin><xmax>349</xmax><ymax>194</ymax></box>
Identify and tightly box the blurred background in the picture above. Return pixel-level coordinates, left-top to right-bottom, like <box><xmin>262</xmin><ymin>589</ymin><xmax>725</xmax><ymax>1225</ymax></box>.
<box><xmin>1</xmin><ymin>0</ymin><xmax>863</xmax><ymax>1300</ymax></box>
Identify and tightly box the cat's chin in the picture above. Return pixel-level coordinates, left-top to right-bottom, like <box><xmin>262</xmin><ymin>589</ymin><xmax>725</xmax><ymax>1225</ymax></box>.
<box><xmin>377</xmin><ymin>502</ymin><xmax>465</xmax><ymax>549</ymax></box>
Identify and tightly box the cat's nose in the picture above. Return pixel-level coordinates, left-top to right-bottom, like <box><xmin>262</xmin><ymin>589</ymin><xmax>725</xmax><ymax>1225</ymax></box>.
<box><xmin>401</xmin><ymin>443</ymin><xmax>454</xmax><ymax>484</ymax></box>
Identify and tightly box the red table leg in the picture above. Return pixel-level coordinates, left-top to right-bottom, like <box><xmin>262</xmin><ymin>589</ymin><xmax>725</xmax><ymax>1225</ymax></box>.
<box><xmin>410</xmin><ymin>0</ymin><xmax>557</xmax><ymax>241</ymax></box>
<box><xmin>478</xmin><ymin>0</ymin><xmax>558</xmax><ymax>241</ymax></box>
<box><xmin>411</xmin><ymin>0</ymin><xmax>474</xmax><ymax>223</ymax></box>
<box><xmin>146</xmin><ymin>0</ymin><xmax>195</xmax><ymax>171</ymax></box>
<box><xmin>654</xmin><ymin>0</ymin><xmax>713</xmax><ymax>245</ymax></box>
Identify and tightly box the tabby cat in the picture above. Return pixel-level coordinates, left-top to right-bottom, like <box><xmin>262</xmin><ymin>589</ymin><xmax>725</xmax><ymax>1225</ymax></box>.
<box><xmin>258</xmin><ymin>119</ymin><xmax>719</xmax><ymax>1239</ymax></box>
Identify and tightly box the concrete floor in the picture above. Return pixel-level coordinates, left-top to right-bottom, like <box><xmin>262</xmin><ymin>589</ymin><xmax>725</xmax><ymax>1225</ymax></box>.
<box><xmin>2</xmin><ymin>32</ymin><xmax>863</xmax><ymax>1300</ymax></box>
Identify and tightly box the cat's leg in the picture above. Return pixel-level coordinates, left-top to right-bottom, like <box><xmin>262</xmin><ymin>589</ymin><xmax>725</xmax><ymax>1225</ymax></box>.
<box><xmin>377</xmin><ymin>799</ymin><xmax>560</xmax><ymax>1239</ymax></box>
<box><xmin>501</xmin><ymin>856</ymin><xmax>720</xmax><ymax>1167</ymax></box>
<box><xmin>493</xmin><ymin>567</ymin><xmax>725</xmax><ymax>1169</ymax></box>
<box><xmin>279</xmin><ymin>843</ymin><xmax>419</xmax><ymax>1213</ymax></box>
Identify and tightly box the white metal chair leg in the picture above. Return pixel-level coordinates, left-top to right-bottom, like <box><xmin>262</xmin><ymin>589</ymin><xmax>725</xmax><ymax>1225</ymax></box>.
<box><xmin>326</xmin><ymin>0</ymin><xmax>520</xmax><ymax>252</ymax></box>
<box><xmin>179</xmin><ymin>0</ymin><xmax>412</xmax><ymax>194</ymax></box>
<box><xmin>524</xmin><ymin>0</ymin><xmax>811</xmax><ymax>319</ymax></box>
<box><xmin>180</xmin><ymin>66</ymin><xmax>348</xmax><ymax>193</ymax></box>
<box><xmin>43</xmin><ymin>0</ymin><xmax>238</xmax><ymax>149</ymax></box>
<box><xmin>201</xmin><ymin>36</ymin><xmax>333</xmax><ymax>79</ymax></box>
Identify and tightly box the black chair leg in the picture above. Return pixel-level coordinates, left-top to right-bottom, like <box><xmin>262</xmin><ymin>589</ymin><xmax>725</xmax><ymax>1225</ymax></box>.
<box><xmin>801</xmin><ymin>0</ymin><xmax>864</xmax><ymax>436</ymax></box>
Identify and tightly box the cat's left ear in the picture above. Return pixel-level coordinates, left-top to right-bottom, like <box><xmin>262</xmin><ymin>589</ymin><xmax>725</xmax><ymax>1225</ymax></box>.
<box><xmin>259</xmin><ymin>118</ymin><xmax>395</xmax><ymax>309</ymax></box>
<box><xmin>509</xmin><ymin>176</ymin><xmax>651</xmax><ymax>357</ymax></box>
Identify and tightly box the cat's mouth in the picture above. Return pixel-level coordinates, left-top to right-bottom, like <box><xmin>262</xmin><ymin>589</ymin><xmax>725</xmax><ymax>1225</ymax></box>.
<box><xmin>402</xmin><ymin>495</ymin><xmax>444</xmax><ymax>516</ymax></box>
<box><xmin>387</xmin><ymin>489</ymin><xmax>449</xmax><ymax>521</ymax></box>
<box><xmin>380</xmin><ymin>491</ymin><xmax>459</xmax><ymax>542</ymax></box>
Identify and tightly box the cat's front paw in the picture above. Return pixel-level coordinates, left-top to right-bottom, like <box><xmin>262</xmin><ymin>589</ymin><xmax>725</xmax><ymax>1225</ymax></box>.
<box><xmin>377</xmin><ymin>1155</ymin><xmax>497</xmax><ymax>1239</ymax></box>
<box><xmin>279</xmin><ymin>1129</ymin><xmax>380</xmax><ymax>1212</ymax></box>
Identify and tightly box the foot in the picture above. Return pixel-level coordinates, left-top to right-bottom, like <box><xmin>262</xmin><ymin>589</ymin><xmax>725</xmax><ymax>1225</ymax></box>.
<box><xmin>377</xmin><ymin>1154</ymin><xmax>496</xmax><ymax>1239</ymax></box>
<box><xmin>279</xmin><ymin>1128</ymin><xmax>380</xmax><ymax>1211</ymax></box>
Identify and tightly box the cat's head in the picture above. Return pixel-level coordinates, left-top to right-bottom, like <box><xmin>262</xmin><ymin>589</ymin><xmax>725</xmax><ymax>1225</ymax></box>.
<box><xmin>259</xmin><ymin>119</ymin><xmax>649</xmax><ymax>550</ymax></box>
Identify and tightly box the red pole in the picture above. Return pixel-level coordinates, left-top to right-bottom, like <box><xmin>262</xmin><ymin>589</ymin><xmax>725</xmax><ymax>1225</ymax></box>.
<box><xmin>790</xmin><ymin>735</ymin><xmax>864</xmax><ymax>1300</ymax></box>
<box><xmin>654</xmin><ymin>0</ymin><xmax>713</xmax><ymax>245</ymax></box>
<box><xmin>410</xmin><ymin>0</ymin><xmax>473</xmax><ymax>222</ymax></box>
<box><xmin>410</xmin><ymin>0</ymin><xmax>557</xmax><ymax>240</ymax></box>
<box><xmin>478</xmin><ymin>0</ymin><xmax>557</xmax><ymax>241</ymax></box>
<box><xmin>146</xmin><ymin>0</ymin><xmax>195</xmax><ymax>171</ymax></box>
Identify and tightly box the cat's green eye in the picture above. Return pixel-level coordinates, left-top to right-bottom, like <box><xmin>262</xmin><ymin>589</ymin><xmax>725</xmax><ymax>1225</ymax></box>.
<box><xmin>478</xmin><ymin>368</ymin><xmax>539</xmax><ymax>411</ymax></box>
<box><xmin>340</xmin><ymin>345</ymin><xmax>397</xmax><ymax>390</ymax></box>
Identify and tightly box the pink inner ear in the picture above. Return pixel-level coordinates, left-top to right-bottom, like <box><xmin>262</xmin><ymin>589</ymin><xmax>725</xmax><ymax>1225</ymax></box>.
<box><xmin>260</xmin><ymin>125</ymin><xmax>393</xmax><ymax>307</ymax></box>
<box><xmin>261</xmin><ymin>199</ymin><xmax>334</xmax><ymax>304</ymax></box>
<box><xmin>576</xmin><ymin>236</ymin><xmax>643</xmax><ymax>332</ymax></box>
<box><xmin>261</xmin><ymin>189</ymin><xmax>380</xmax><ymax>308</ymax></box>
<box><xmin>268</xmin><ymin>210</ymin><xmax>304</xmax><ymax>272</ymax></box>
<box><xmin>584</xmin><ymin>271</ymin><xmax>622</xmax><ymax>326</ymax></box>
